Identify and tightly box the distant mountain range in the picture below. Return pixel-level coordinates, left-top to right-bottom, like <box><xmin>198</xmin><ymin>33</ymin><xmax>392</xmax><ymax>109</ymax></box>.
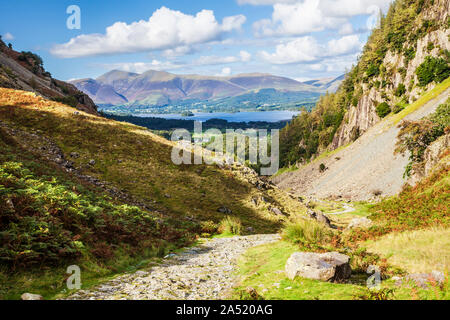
<box><xmin>71</xmin><ymin>70</ymin><xmax>343</xmax><ymax>110</ymax></box>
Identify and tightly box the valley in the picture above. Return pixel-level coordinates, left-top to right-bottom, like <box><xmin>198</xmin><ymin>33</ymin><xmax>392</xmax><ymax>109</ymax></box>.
<box><xmin>0</xmin><ymin>0</ymin><xmax>449</xmax><ymax>303</ymax></box>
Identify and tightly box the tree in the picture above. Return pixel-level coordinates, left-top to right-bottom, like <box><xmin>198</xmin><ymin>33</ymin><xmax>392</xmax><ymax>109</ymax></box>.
<box><xmin>376</xmin><ymin>102</ymin><xmax>391</xmax><ymax>118</ymax></box>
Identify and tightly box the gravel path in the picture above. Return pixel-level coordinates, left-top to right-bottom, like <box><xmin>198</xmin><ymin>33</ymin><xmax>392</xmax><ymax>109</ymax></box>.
<box><xmin>327</xmin><ymin>203</ymin><xmax>356</xmax><ymax>215</ymax></box>
<box><xmin>65</xmin><ymin>234</ymin><xmax>280</xmax><ymax>300</ymax></box>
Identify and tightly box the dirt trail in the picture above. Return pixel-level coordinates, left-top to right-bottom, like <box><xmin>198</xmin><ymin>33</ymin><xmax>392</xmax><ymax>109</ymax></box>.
<box><xmin>64</xmin><ymin>234</ymin><xmax>280</xmax><ymax>300</ymax></box>
<box><xmin>273</xmin><ymin>88</ymin><xmax>450</xmax><ymax>201</ymax></box>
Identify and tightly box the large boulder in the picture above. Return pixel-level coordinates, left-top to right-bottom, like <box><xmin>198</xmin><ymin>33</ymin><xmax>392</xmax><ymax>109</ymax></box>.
<box><xmin>285</xmin><ymin>252</ymin><xmax>351</xmax><ymax>282</ymax></box>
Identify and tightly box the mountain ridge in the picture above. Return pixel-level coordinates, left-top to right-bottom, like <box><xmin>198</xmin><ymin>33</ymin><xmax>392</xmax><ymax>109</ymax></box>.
<box><xmin>71</xmin><ymin>69</ymin><xmax>343</xmax><ymax>108</ymax></box>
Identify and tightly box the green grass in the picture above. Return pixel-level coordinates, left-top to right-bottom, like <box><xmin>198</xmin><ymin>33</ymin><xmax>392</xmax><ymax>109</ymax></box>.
<box><xmin>233</xmin><ymin>241</ymin><xmax>449</xmax><ymax>300</ymax></box>
<box><xmin>272</xmin><ymin>166</ymin><xmax>299</xmax><ymax>178</ymax></box>
<box><xmin>365</xmin><ymin>227</ymin><xmax>450</xmax><ymax>273</ymax></box>
<box><xmin>0</xmin><ymin>248</ymin><xmax>169</xmax><ymax>300</ymax></box>
<box><xmin>232</xmin><ymin>241</ymin><xmax>362</xmax><ymax>300</ymax></box>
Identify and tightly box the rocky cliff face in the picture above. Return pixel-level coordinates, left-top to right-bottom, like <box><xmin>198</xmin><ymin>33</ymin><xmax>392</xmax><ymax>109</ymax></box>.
<box><xmin>332</xmin><ymin>0</ymin><xmax>449</xmax><ymax>149</ymax></box>
<box><xmin>0</xmin><ymin>40</ymin><xmax>98</xmax><ymax>115</ymax></box>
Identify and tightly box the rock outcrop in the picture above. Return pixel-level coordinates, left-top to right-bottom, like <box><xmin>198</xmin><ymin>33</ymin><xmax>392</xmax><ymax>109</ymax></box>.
<box><xmin>332</xmin><ymin>0</ymin><xmax>449</xmax><ymax>150</ymax></box>
<box><xmin>410</xmin><ymin>133</ymin><xmax>450</xmax><ymax>185</ymax></box>
<box><xmin>0</xmin><ymin>40</ymin><xmax>98</xmax><ymax>115</ymax></box>
<box><xmin>285</xmin><ymin>252</ymin><xmax>351</xmax><ymax>282</ymax></box>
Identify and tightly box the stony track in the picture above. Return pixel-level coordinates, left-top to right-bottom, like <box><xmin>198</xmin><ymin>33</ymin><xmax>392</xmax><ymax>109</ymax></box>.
<box><xmin>65</xmin><ymin>234</ymin><xmax>280</xmax><ymax>300</ymax></box>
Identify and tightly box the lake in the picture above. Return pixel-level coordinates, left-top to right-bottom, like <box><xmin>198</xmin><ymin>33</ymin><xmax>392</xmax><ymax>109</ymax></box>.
<box><xmin>136</xmin><ymin>111</ymin><xmax>300</xmax><ymax>123</ymax></box>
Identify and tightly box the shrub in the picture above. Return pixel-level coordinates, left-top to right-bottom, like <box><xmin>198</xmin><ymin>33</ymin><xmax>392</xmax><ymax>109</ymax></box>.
<box><xmin>51</xmin><ymin>96</ymin><xmax>79</xmax><ymax>108</ymax></box>
<box><xmin>416</xmin><ymin>56</ymin><xmax>450</xmax><ymax>87</ymax></box>
<box><xmin>393</xmin><ymin>103</ymin><xmax>406</xmax><ymax>114</ymax></box>
<box><xmin>18</xmin><ymin>51</ymin><xmax>43</xmax><ymax>67</ymax></box>
<box><xmin>395</xmin><ymin>83</ymin><xmax>406</xmax><ymax>97</ymax></box>
<box><xmin>396</xmin><ymin>100</ymin><xmax>449</xmax><ymax>167</ymax></box>
<box><xmin>366</xmin><ymin>63</ymin><xmax>380</xmax><ymax>78</ymax></box>
<box><xmin>396</xmin><ymin>120</ymin><xmax>443</xmax><ymax>164</ymax></box>
<box><xmin>218</xmin><ymin>217</ymin><xmax>242</xmax><ymax>235</ymax></box>
<box><xmin>429</xmin><ymin>99</ymin><xmax>450</xmax><ymax>130</ymax></box>
<box><xmin>282</xmin><ymin>219</ymin><xmax>331</xmax><ymax>246</ymax></box>
<box><xmin>0</xmin><ymin>161</ymin><xmax>170</xmax><ymax>269</ymax></box>
<box><xmin>404</xmin><ymin>47</ymin><xmax>416</xmax><ymax>63</ymax></box>
<box><xmin>200</xmin><ymin>221</ymin><xmax>218</xmax><ymax>235</ymax></box>
<box><xmin>354</xmin><ymin>288</ymin><xmax>396</xmax><ymax>300</ymax></box>
<box><xmin>319</xmin><ymin>163</ymin><xmax>326</xmax><ymax>172</ymax></box>
<box><xmin>376</xmin><ymin>102</ymin><xmax>391</xmax><ymax>118</ymax></box>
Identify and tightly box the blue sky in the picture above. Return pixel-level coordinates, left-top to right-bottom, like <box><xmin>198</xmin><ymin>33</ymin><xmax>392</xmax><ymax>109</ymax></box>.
<box><xmin>0</xmin><ymin>0</ymin><xmax>393</xmax><ymax>81</ymax></box>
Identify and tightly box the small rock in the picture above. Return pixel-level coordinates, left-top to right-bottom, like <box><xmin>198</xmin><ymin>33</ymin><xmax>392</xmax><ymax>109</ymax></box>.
<box><xmin>54</xmin><ymin>157</ymin><xmax>64</xmax><ymax>164</ymax></box>
<box><xmin>269</xmin><ymin>206</ymin><xmax>284</xmax><ymax>216</ymax></box>
<box><xmin>217</xmin><ymin>206</ymin><xmax>232</xmax><ymax>214</ymax></box>
<box><xmin>5</xmin><ymin>198</ymin><xmax>14</xmax><ymax>211</ymax></box>
<box><xmin>246</xmin><ymin>227</ymin><xmax>255</xmax><ymax>233</ymax></box>
<box><xmin>21</xmin><ymin>293</ymin><xmax>43</xmax><ymax>300</ymax></box>
<box><xmin>402</xmin><ymin>271</ymin><xmax>445</xmax><ymax>289</ymax></box>
<box><xmin>307</xmin><ymin>210</ymin><xmax>332</xmax><ymax>228</ymax></box>
<box><xmin>70</xmin><ymin>152</ymin><xmax>80</xmax><ymax>159</ymax></box>
<box><xmin>164</xmin><ymin>194</ymin><xmax>171</xmax><ymax>198</ymax></box>
<box><xmin>88</xmin><ymin>159</ymin><xmax>96</xmax><ymax>166</ymax></box>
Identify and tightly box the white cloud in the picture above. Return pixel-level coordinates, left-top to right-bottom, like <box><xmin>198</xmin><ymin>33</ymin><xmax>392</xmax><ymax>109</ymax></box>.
<box><xmin>220</xmin><ymin>67</ymin><xmax>232</xmax><ymax>76</ymax></box>
<box><xmin>102</xmin><ymin>60</ymin><xmax>184</xmax><ymax>73</ymax></box>
<box><xmin>252</xmin><ymin>0</ymin><xmax>393</xmax><ymax>37</ymax></box>
<box><xmin>51</xmin><ymin>7</ymin><xmax>246</xmax><ymax>58</ymax></box>
<box><xmin>260</xmin><ymin>35</ymin><xmax>361</xmax><ymax>64</ymax></box>
<box><xmin>239</xmin><ymin>50</ymin><xmax>252</xmax><ymax>62</ymax></box>
<box><xmin>260</xmin><ymin>37</ymin><xmax>321</xmax><ymax>64</ymax></box>
<box><xmin>339</xmin><ymin>23</ymin><xmax>354</xmax><ymax>35</ymax></box>
<box><xmin>320</xmin><ymin>0</ymin><xmax>392</xmax><ymax>17</ymax></box>
<box><xmin>194</xmin><ymin>55</ymin><xmax>240</xmax><ymax>65</ymax></box>
<box><xmin>237</xmin><ymin>0</ymin><xmax>297</xmax><ymax>4</ymax></box>
<box><xmin>254</xmin><ymin>0</ymin><xmax>345</xmax><ymax>37</ymax></box>
<box><xmin>3</xmin><ymin>32</ymin><xmax>14</xmax><ymax>41</ymax></box>
<box><xmin>327</xmin><ymin>35</ymin><xmax>362</xmax><ymax>56</ymax></box>
<box><xmin>162</xmin><ymin>46</ymin><xmax>196</xmax><ymax>58</ymax></box>
<box><xmin>192</xmin><ymin>50</ymin><xmax>252</xmax><ymax>66</ymax></box>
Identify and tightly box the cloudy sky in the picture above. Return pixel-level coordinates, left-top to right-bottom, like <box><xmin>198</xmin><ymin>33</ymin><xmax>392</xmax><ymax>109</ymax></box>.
<box><xmin>1</xmin><ymin>0</ymin><xmax>393</xmax><ymax>81</ymax></box>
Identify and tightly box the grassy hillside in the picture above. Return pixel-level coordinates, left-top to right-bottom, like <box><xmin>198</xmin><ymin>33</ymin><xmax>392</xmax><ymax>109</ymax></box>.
<box><xmin>0</xmin><ymin>88</ymin><xmax>306</xmax><ymax>299</ymax></box>
<box><xmin>233</xmin><ymin>164</ymin><xmax>449</xmax><ymax>300</ymax></box>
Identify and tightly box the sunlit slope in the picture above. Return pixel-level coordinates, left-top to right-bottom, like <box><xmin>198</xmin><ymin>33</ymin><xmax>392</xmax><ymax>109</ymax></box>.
<box><xmin>0</xmin><ymin>88</ymin><xmax>305</xmax><ymax>233</ymax></box>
